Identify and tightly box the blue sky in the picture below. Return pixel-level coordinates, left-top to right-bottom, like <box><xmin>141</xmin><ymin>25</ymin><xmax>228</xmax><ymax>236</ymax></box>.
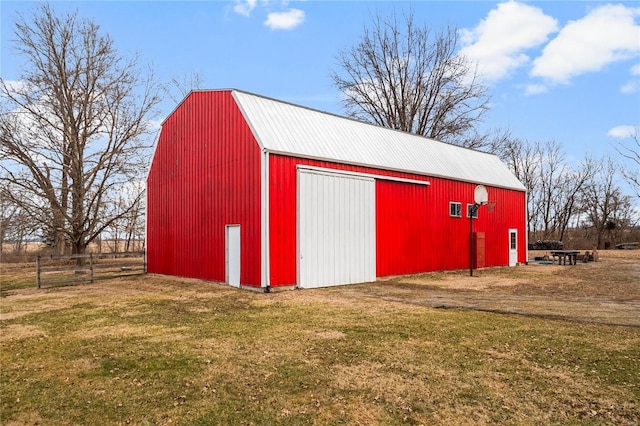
<box><xmin>1</xmin><ymin>0</ymin><xmax>639</xmax><ymax>169</ymax></box>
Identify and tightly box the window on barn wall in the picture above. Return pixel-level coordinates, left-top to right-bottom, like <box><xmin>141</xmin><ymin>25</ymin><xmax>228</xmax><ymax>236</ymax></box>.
<box><xmin>449</xmin><ymin>202</ymin><xmax>462</xmax><ymax>217</ymax></box>
<box><xmin>467</xmin><ymin>204</ymin><xmax>478</xmax><ymax>219</ymax></box>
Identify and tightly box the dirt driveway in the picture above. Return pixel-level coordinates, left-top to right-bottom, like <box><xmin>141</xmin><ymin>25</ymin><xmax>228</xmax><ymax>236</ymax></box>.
<box><xmin>329</xmin><ymin>250</ymin><xmax>640</xmax><ymax>327</ymax></box>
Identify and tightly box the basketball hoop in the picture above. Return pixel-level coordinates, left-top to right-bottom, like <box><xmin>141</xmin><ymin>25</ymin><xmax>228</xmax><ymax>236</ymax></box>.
<box><xmin>470</xmin><ymin>186</ymin><xmax>491</xmax><ymax>277</ymax></box>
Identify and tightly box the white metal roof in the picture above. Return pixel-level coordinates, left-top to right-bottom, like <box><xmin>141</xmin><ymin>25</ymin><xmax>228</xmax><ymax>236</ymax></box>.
<box><xmin>230</xmin><ymin>90</ymin><xmax>526</xmax><ymax>191</ymax></box>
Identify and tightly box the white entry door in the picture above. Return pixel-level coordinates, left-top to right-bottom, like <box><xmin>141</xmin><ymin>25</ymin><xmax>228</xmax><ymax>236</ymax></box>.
<box><xmin>508</xmin><ymin>228</ymin><xmax>518</xmax><ymax>267</ymax></box>
<box><xmin>226</xmin><ymin>225</ymin><xmax>241</xmax><ymax>287</ymax></box>
<box><xmin>297</xmin><ymin>168</ymin><xmax>376</xmax><ymax>288</ymax></box>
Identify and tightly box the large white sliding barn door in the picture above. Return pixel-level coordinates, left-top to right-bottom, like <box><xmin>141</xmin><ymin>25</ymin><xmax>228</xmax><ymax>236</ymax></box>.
<box><xmin>297</xmin><ymin>168</ymin><xmax>376</xmax><ymax>288</ymax></box>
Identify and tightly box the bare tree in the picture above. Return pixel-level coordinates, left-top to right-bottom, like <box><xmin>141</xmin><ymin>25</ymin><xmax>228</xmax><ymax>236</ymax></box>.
<box><xmin>168</xmin><ymin>71</ymin><xmax>204</xmax><ymax>104</ymax></box>
<box><xmin>534</xmin><ymin>141</ymin><xmax>565</xmax><ymax>239</ymax></box>
<box><xmin>614</xmin><ymin>128</ymin><xmax>640</xmax><ymax>198</ymax></box>
<box><xmin>554</xmin><ymin>158</ymin><xmax>595</xmax><ymax>242</ymax></box>
<box><xmin>491</xmin><ymin>137</ymin><xmax>595</xmax><ymax>243</ymax></box>
<box><xmin>534</xmin><ymin>143</ymin><xmax>599</xmax><ymax>243</ymax></box>
<box><xmin>0</xmin><ymin>186</ymin><xmax>20</xmax><ymax>254</ymax></box>
<box><xmin>0</xmin><ymin>184</ymin><xmax>39</xmax><ymax>255</ymax></box>
<box><xmin>331</xmin><ymin>10</ymin><xmax>490</xmax><ymax>146</ymax></box>
<box><xmin>0</xmin><ymin>4</ymin><xmax>161</xmax><ymax>257</ymax></box>
<box><xmin>580</xmin><ymin>157</ymin><xmax>631</xmax><ymax>249</ymax></box>
<box><xmin>123</xmin><ymin>195</ymin><xmax>145</xmax><ymax>251</ymax></box>
<box><xmin>102</xmin><ymin>180</ymin><xmax>145</xmax><ymax>252</ymax></box>
<box><xmin>490</xmin><ymin>134</ymin><xmax>540</xmax><ymax>234</ymax></box>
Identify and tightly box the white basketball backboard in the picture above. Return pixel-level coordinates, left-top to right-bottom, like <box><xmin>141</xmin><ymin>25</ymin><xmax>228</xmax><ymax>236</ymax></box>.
<box><xmin>474</xmin><ymin>185</ymin><xmax>488</xmax><ymax>205</ymax></box>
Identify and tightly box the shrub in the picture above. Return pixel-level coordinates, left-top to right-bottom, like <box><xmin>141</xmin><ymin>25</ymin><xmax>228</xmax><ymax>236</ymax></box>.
<box><xmin>528</xmin><ymin>240</ymin><xmax>564</xmax><ymax>250</ymax></box>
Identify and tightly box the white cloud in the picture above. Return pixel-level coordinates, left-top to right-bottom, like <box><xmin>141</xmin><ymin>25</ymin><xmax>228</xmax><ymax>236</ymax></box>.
<box><xmin>233</xmin><ymin>0</ymin><xmax>258</xmax><ymax>17</ymax></box>
<box><xmin>147</xmin><ymin>118</ymin><xmax>163</xmax><ymax>133</ymax></box>
<box><xmin>0</xmin><ymin>79</ymin><xmax>32</xmax><ymax>96</ymax></box>
<box><xmin>607</xmin><ymin>125</ymin><xmax>638</xmax><ymax>138</ymax></box>
<box><xmin>621</xmin><ymin>63</ymin><xmax>640</xmax><ymax>93</ymax></box>
<box><xmin>459</xmin><ymin>2</ymin><xmax>558</xmax><ymax>81</ymax></box>
<box><xmin>532</xmin><ymin>4</ymin><xmax>640</xmax><ymax>84</ymax></box>
<box><xmin>621</xmin><ymin>80</ymin><xmax>638</xmax><ymax>93</ymax></box>
<box><xmin>524</xmin><ymin>84</ymin><xmax>548</xmax><ymax>96</ymax></box>
<box><xmin>264</xmin><ymin>8</ymin><xmax>304</xmax><ymax>30</ymax></box>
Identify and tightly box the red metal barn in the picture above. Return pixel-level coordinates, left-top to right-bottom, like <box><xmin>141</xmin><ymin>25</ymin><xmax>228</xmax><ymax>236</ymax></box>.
<box><xmin>147</xmin><ymin>89</ymin><xmax>527</xmax><ymax>290</ymax></box>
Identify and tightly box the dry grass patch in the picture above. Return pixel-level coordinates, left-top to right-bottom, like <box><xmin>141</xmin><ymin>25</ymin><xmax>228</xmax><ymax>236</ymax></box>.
<box><xmin>1</xmin><ymin>252</ymin><xmax>639</xmax><ymax>425</ymax></box>
<box><xmin>315</xmin><ymin>330</ymin><xmax>346</xmax><ymax>339</ymax></box>
<box><xmin>0</xmin><ymin>324</ymin><xmax>47</xmax><ymax>341</ymax></box>
<box><xmin>361</xmin><ymin>249</ymin><xmax>640</xmax><ymax>326</ymax></box>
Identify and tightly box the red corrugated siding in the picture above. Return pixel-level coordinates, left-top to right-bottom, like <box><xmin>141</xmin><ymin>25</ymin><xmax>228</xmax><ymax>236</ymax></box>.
<box><xmin>147</xmin><ymin>91</ymin><xmax>262</xmax><ymax>286</ymax></box>
<box><xmin>268</xmin><ymin>155</ymin><xmax>526</xmax><ymax>285</ymax></box>
<box><xmin>376</xmin><ymin>181</ymin><xmax>430</xmax><ymax>276</ymax></box>
<box><xmin>148</xmin><ymin>92</ymin><xmax>526</xmax><ymax>288</ymax></box>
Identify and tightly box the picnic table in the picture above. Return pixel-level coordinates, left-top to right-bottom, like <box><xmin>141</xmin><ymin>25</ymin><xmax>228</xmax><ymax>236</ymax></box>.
<box><xmin>550</xmin><ymin>250</ymin><xmax>580</xmax><ymax>265</ymax></box>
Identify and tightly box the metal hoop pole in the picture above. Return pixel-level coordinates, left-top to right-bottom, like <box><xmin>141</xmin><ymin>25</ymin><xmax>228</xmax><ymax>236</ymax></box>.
<box><xmin>469</xmin><ymin>203</ymin><xmax>480</xmax><ymax>277</ymax></box>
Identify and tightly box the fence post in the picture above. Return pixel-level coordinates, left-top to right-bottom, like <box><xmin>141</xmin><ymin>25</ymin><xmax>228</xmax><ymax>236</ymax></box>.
<box><xmin>90</xmin><ymin>253</ymin><xmax>94</xmax><ymax>283</ymax></box>
<box><xmin>36</xmin><ymin>255</ymin><xmax>41</xmax><ymax>288</ymax></box>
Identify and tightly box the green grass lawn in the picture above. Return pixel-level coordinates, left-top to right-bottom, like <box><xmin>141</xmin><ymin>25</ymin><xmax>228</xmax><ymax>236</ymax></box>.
<box><xmin>1</xmin><ymin>273</ymin><xmax>639</xmax><ymax>425</ymax></box>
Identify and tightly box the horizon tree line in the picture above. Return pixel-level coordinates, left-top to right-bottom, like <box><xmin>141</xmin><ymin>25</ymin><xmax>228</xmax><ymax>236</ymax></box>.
<box><xmin>1</xmin><ymin>4</ymin><xmax>638</xmax><ymax>259</ymax></box>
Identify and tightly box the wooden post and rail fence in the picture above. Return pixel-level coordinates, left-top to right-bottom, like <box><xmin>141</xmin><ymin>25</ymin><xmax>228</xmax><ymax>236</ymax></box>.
<box><xmin>36</xmin><ymin>251</ymin><xmax>146</xmax><ymax>288</ymax></box>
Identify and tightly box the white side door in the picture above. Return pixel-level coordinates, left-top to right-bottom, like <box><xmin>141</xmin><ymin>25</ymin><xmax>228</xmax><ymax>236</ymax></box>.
<box><xmin>226</xmin><ymin>225</ymin><xmax>241</xmax><ymax>287</ymax></box>
<box><xmin>508</xmin><ymin>228</ymin><xmax>518</xmax><ymax>267</ymax></box>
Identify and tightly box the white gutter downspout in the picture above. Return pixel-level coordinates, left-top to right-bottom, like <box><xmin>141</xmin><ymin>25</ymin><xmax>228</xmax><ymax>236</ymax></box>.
<box><xmin>261</xmin><ymin>149</ymin><xmax>271</xmax><ymax>292</ymax></box>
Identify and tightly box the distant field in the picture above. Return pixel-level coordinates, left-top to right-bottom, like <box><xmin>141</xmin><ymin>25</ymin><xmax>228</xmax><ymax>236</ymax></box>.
<box><xmin>1</xmin><ymin>250</ymin><xmax>638</xmax><ymax>425</ymax></box>
<box><xmin>1</xmin><ymin>241</ymin><xmax>144</xmax><ymax>259</ymax></box>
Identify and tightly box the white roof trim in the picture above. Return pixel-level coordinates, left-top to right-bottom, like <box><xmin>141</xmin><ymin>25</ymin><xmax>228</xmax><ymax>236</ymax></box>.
<box><xmin>297</xmin><ymin>165</ymin><xmax>430</xmax><ymax>186</ymax></box>
<box><xmin>232</xmin><ymin>90</ymin><xmax>266</xmax><ymax>152</ymax></box>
